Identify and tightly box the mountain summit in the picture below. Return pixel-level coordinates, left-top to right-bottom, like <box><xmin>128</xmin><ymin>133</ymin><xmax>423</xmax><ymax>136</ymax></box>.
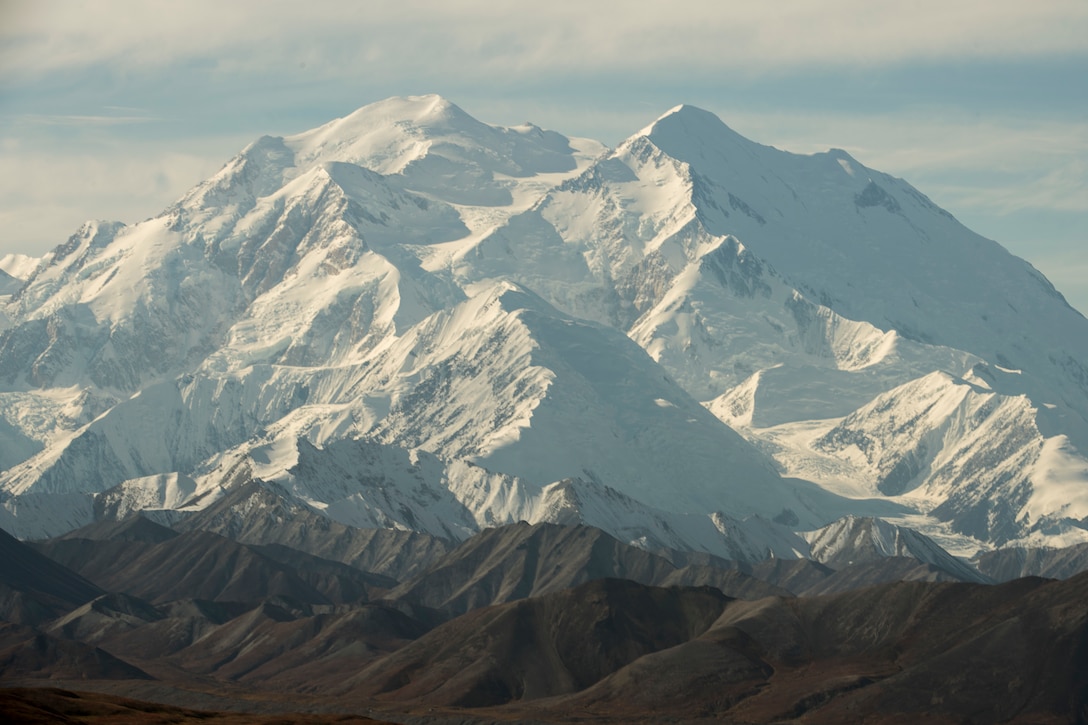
<box><xmin>1</xmin><ymin>96</ymin><xmax>1086</xmax><ymax>557</ymax></box>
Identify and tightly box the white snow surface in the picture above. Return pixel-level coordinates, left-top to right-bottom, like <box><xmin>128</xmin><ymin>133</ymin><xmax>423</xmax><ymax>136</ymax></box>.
<box><xmin>2</xmin><ymin>96</ymin><xmax>1087</xmax><ymax>561</ymax></box>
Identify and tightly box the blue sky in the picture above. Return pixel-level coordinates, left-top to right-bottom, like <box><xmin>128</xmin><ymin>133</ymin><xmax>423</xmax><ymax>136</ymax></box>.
<box><xmin>2</xmin><ymin>1</ymin><xmax>1086</xmax><ymax>313</ymax></box>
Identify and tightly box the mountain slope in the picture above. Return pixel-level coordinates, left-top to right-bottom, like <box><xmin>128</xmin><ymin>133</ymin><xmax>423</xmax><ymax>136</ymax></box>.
<box><xmin>32</xmin><ymin>530</ymin><xmax>343</xmax><ymax>605</ymax></box>
<box><xmin>535</xmin><ymin>574</ymin><xmax>1088</xmax><ymax>723</ymax></box>
<box><xmin>388</xmin><ymin>522</ymin><xmax>787</xmax><ymax>615</ymax></box>
<box><xmin>172</xmin><ymin>480</ymin><xmax>454</xmax><ymax>581</ymax></box>
<box><xmin>641</xmin><ymin>105</ymin><xmax>1088</xmax><ymax>413</ymax></box>
<box><xmin>347</xmin><ymin>578</ymin><xmax>730</xmax><ymax>707</ymax></box>
<box><xmin>0</xmin><ymin>279</ymin><xmax>852</xmax><ymax>557</ymax></box>
<box><xmin>803</xmin><ymin>515</ymin><xmax>990</xmax><ymax>583</ymax></box>
<box><xmin>0</xmin><ymin>526</ymin><xmax>104</xmax><ymax>625</ymax></box>
<box><xmin>973</xmin><ymin>541</ymin><xmax>1088</xmax><ymax>581</ymax></box>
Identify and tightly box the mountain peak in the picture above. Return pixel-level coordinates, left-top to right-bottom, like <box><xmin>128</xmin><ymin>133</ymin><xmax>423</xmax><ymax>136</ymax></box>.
<box><xmin>345</xmin><ymin>93</ymin><xmax>468</xmax><ymax>126</ymax></box>
<box><xmin>655</xmin><ymin>103</ymin><xmax>720</xmax><ymax>124</ymax></box>
<box><xmin>636</xmin><ymin>103</ymin><xmax>751</xmax><ymax>152</ymax></box>
<box><xmin>283</xmin><ymin>94</ymin><xmax>582</xmax><ymax>187</ymax></box>
<box><xmin>283</xmin><ymin>94</ymin><xmax>484</xmax><ymax>175</ymax></box>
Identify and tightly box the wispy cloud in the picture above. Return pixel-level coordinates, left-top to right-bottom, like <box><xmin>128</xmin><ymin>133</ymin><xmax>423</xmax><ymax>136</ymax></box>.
<box><xmin>0</xmin><ymin>134</ymin><xmax>249</xmax><ymax>253</ymax></box>
<box><xmin>3</xmin><ymin>1</ymin><xmax>1085</xmax><ymax>83</ymax></box>
<box><xmin>0</xmin><ymin>0</ymin><xmax>1084</xmax><ymax>310</ymax></box>
<box><xmin>19</xmin><ymin>113</ymin><xmax>159</xmax><ymax>126</ymax></box>
<box><xmin>715</xmin><ymin>110</ymin><xmax>1087</xmax><ymax>169</ymax></box>
<box><xmin>932</xmin><ymin>161</ymin><xmax>1088</xmax><ymax>215</ymax></box>
<box><xmin>1023</xmin><ymin>252</ymin><xmax>1088</xmax><ymax>316</ymax></box>
<box><xmin>698</xmin><ymin>108</ymin><xmax>1088</xmax><ymax>217</ymax></box>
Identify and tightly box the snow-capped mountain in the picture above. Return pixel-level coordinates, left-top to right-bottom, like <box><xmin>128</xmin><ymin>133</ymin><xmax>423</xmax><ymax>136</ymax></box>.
<box><xmin>1</xmin><ymin>95</ymin><xmax>1085</xmax><ymax>560</ymax></box>
<box><xmin>803</xmin><ymin>515</ymin><xmax>989</xmax><ymax>583</ymax></box>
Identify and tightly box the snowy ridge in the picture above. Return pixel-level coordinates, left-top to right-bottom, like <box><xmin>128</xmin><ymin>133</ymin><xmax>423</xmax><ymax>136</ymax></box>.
<box><xmin>1</xmin><ymin>217</ymin><xmax>237</xmax><ymax>391</ymax></box>
<box><xmin>218</xmin><ymin>443</ymin><xmax>811</xmax><ymax>564</ymax></box>
<box><xmin>94</xmin><ymin>473</ymin><xmax>198</xmax><ymax>521</ymax></box>
<box><xmin>809</xmin><ymin>369</ymin><xmax>1087</xmax><ymax>544</ymax></box>
<box><xmin>96</xmin><ymin>435</ymin><xmax>809</xmax><ymax>564</ymax></box>
<box><xmin>804</xmin><ymin>515</ymin><xmax>989</xmax><ymax>583</ymax></box>
<box><xmin>0</xmin><ymin>253</ymin><xmax>43</xmax><ymax>282</ymax></box>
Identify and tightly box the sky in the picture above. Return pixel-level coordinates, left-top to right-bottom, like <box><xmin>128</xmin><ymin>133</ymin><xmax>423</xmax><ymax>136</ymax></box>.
<box><xmin>1</xmin><ymin>1</ymin><xmax>1086</xmax><ymax>313</ymax></box>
